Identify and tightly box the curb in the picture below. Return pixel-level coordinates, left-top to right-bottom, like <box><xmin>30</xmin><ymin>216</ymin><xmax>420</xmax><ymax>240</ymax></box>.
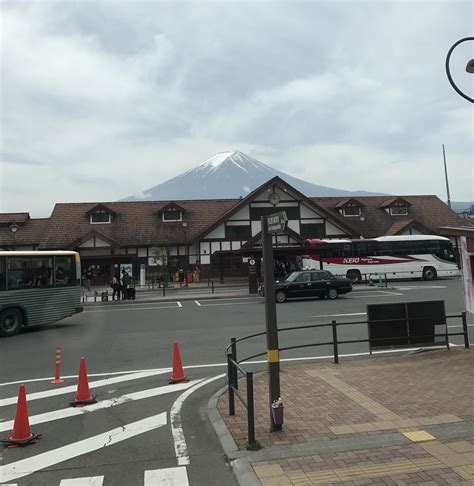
<box><xmin>83</xmin><ymin>292</ymin><xmax>254</xmax><ymax>306</ymax></box>
<box><xmin>207</xmin><ymin>386</ymin><xmax>260</xmax><ymax>486</ymax></box>
<box><xmin>82</xmin><ymin>285</ymin><xmax>391</xmax><ymax>306</ymax></box>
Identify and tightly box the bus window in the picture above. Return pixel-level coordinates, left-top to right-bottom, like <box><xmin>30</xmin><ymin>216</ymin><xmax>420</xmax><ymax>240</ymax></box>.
<box><xmin>55</xmin><ymin>256</ymin><xmax>74</xmax><ymax>286</ymax></box>
<box><xmin>8</xmin><ymin>256</ymin><xmax>53</xmax><ymax>289</ymax></box>
<box><xmin>0</xmin><ymin>257</ymin><xmax>5</xmax><ymax>290</ymax></box>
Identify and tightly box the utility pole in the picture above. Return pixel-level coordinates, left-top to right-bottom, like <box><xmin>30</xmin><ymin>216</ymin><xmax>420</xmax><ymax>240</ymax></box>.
<box><xmin>261</xmin><ymin>212</ymin><xmax>287</xmax><ymax>432</ymax></box>
<box><xmin>442</xmin><ymin>144</ymin><xmax>452</xmax><ymax>208</ymax></box>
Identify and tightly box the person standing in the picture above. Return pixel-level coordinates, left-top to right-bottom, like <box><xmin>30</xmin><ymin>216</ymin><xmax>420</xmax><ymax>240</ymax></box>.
<box><xmin>111</xmin><ymin>275</ymin><xmax>121</xmax><ymax>301</ymax></box>
<box><xmin>121</xmin><ymin>270</ymin><xmax>131</xmax><ymax>300</ymax></box>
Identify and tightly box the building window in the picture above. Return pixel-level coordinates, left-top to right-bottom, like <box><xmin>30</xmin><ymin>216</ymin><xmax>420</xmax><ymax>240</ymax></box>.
<box><xmin>90</xmin><ymin>211</ymin><xmax>111</xmax><ymax>224</ymax></box>
<box><xmin>390</xmin><ymin>204</ymin><xmax>408</xmax><ymax>215</ymax></box>
<box><xmin>342</xmin><ymin>204</ymin><xmax>361</xmax><ymax>217</ymax></box>
<box><xmin>162</xmin><ymin>209</ymin><xmax>182</xmax><ymax>222</ymax></box>
<box><xmin>225</xmin><ymin>225</ymin><xmax>251</xmax><ymax>240</ymax></box>
<box><xmin>300</xmin><ymin>223</ymin><xmax>325</xmax><ymax>239</ymax></box>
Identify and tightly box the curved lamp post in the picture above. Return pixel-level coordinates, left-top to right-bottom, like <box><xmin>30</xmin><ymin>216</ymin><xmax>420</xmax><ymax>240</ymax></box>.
<box><xmin>445</xmin><ymin>37</ymin><xmax>474</xmax><ymax>103</ymax></box>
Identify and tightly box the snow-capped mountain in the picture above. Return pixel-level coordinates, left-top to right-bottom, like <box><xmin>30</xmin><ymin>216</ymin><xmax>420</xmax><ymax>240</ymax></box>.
<box><xmin>121</xmin><ymin>151</ymin><xmax>385</xmax><ymax>201</ymax></box>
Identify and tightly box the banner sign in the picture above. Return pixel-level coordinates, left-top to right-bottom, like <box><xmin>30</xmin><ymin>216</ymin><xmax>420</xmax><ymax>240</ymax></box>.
<box><xmin>460</xmin><ymin>236</ymin><xmax>473</xmax><ymax>314</ymax></box>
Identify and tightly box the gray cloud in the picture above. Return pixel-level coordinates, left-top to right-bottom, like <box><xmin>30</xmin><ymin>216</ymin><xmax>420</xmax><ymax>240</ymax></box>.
<box><xmin>0</xmin><ymin>0</ymin><xmax>472</xmax><ymax>217</ymax></box>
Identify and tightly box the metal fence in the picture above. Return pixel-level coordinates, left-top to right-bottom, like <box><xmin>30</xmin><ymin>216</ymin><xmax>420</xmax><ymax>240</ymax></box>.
<box><xmin>225</xmin><ymin>312</ymin><xmax>470</xmax><ymax>448</ymax></box>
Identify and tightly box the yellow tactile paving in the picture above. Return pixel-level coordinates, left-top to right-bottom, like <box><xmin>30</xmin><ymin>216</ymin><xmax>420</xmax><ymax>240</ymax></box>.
<box><xmin>403</xmin><ymin>430</ymin><xmax>436</xmax><ymax>442</ymax></box>
<box><xmin>447</xmin><ymin>441</ymin><xmax>474</xmax><ymax>453</ymax></box>
<box><xmin>306</xmin><ymin>370</ymin><xmax>400</xmax><ymax>420</ymax></box>
<box><xmin>260</xmin><ymin>475</ymin><xmax>292</xmax><ymax>486</ymax></box>
<box><xmin>421</xmin><ymin>441</ymin><xmax>474</xmax><ymax>468</ymax></box>
<box><xmin>329</xmin><ymin>414</ymin><xmax>463</xmax><ymax>435</ymax></box>
<box><xmin>454</xmin><ymin>464</ymin><xmax>474</xmax><ymax>481</ymax></box>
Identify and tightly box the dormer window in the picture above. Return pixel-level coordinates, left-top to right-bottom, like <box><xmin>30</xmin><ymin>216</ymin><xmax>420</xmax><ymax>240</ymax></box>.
<box><xmin>162</xmin><ymin>209</ymin><xmax>182</xmax><ymax>222</ymax></box>
<box><xmin>390</xmin><ymin>203</ymin><xmax>408</xmax><ymax>215</ymax></box>
<box><xmin>90</xmin><ymin>210</ymin><xmax>111</xmax><ymax>224</ymax></box>
<box><xmin>342</xmin><ymin>204</ymin><xmax>361</xmax><ymax>217</ymax></box>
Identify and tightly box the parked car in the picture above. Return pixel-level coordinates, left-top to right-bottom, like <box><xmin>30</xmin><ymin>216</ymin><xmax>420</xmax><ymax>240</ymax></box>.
<box><xmin>258</xmin><ymin>270</ymin><xmax>352</xmax><ymax>303</ymax></box>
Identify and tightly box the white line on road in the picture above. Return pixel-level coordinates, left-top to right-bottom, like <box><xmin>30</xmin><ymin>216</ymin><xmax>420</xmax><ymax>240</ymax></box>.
<box><xmin>0</xmin><ymin>413</ymin><xmax>167</xmax><ymax>483</ymax></box>
<box><xmin>394</xmin><ymin>286</ymin><xmax>447</xmax><ymax>290</ymax></box>
<box><xmin>177</xmin><ymin>301</ymin><xmax>182</xmax><ymax>307</ymax></box>
<box><xmin>0</xmin><ymin>369</ymin><xmax>170</xmax><ymax>408</ymax></box>
<box><xmin>170</xmin><ymin>374</ymin><xmax>225</xmax><ymax>466</ymax></box>
<box><xmin>197</xmin><ymin>296</ymin><xmax>262</xmax><ymax>302</ymax></box>
<box><xmin>448</xmin><ymin>324</ymin><xmax>474</xmax><ymax>328</ymax></box>
<box><xmin>0</xmin><ymin>380</ymin><xmax>202</xmax><ymax>432</ymax></box>
<box><xmin>197</xmin><ymin>301</ymin><xmax>261</xmax><ymax>307</ymax></box>
<box><xmin>84</xmin><ymin>304</ymin><xmax>181</xmax><ymax>313</ymax></box>
<box><xmin>60</xmin><ymin>477</ymin><xmax>104</xmax><ymax>485</ymax></box>
<box><xmin>312</xmin><ymin>312</ymin><xmax>366</xmax><ymax>318</ymax></box>
<box><xmin>144</xmin><ymin>467</ymin><xmax>189</xmax><ymax>486</ymax></box>
<box><xmin>194</xmin><ymin>300</ymin><xmax>201</xmax><ymax>306</ymax></box>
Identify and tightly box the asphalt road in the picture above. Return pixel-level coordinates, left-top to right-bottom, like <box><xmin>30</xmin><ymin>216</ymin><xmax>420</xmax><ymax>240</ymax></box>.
<box><xmin>0</xmin><ymin>277</ymin><xmax>471</xmax><ymax>485</ymax></box>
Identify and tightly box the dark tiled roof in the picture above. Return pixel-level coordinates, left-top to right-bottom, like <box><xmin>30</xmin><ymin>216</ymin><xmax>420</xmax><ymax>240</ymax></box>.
<box><xmin>310</xmin><ymin>195</ymin><xmax>469</xmax><ymax>238</ymax></box>
<box><xmin>0</xmin><ymin>218</ymin><xmax>50</xmax><ymax>246</ymax></box>
<box><xmin>40</xmin><ymin>199</ymin><xmax>239</xmax><ymax>248</ymax></box>
<box><xmin>0</xmin><ymin>213</ymin><xmax>30</xmax><ymax>226</ymax></box>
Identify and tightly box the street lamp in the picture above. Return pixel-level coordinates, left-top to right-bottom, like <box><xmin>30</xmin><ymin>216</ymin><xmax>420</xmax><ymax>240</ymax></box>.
<box><xmin>445</xmin><ymin>37</ymin><xmax>474</xmax><ymax>103</ymax></box>
<box><xmin>9</xmin><ymin>223</ymin><xmax>19</xmax><ymax>250</ymax></box>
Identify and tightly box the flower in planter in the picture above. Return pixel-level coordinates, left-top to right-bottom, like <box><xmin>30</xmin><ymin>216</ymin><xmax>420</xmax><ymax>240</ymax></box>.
<box><xmin>272</xmin><ymin>397</ymin><xmax>283</xmax><ymax>408</ymax></box>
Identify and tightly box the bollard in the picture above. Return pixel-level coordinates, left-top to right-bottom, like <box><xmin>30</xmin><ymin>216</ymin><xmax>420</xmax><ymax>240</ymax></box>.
<box><xmin>211</xmin><ymin>281</ymin><xmax>215</xmax><ymax>294</ymax></box>
<box><xmin>378</xmin><ymin>275</ymin><xmax>384</xmax><ymax>288</ymax></box>
<box><xmin>462</xmin><ymin>312</ymin><xmax>470</xmax><ymax>349</ymax></box>
<box><xmin>162</xmin><ymin>284</ymin><xmax>166</xmax><ymax>297</ymax></box>
<box><xmin>51</xmin><ymin>346</ymin><xmax>64</xmax><ymax>384</ymax></box>
<box><xmin>247</xmin><ymin>372</ymin><xmax>255</xmax><ymax>445</ymax></box>
<box><xmin>231</xmin><ymin>338</ymin><xmax>238</xmax><ymax>389</ymax></box>
<box><xmin>332</xmin><ymin>320</ymin><xmax>339</xmax><ymax>364</ymax></box>
<box><xmin>227</xmin><ymin>354</ymin><xmax>235</xmax><ymax>416</ymax></box>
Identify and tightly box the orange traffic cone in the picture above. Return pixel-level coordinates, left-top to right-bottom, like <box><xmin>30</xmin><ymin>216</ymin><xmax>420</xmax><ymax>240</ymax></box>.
<box><xmin>70</xmin><ymin>357</ymin><xmax>97</xmax><ymax>406</ymax></box>
<box><xmin>169</xmin><ymin>341</ymin><xmax>188</xmax><ymax>384</ymax></box>
<box><xmin>1</xmin><ymin>384</ymin><xmax>41</xmax><ymax>446</ymax></box>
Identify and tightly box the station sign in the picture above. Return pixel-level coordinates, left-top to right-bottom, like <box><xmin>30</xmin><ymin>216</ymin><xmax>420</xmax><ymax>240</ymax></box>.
<box><xmin>266</xmin><ymin>211</ymin><xmax>288</xmax><ymax>233</ymax></box>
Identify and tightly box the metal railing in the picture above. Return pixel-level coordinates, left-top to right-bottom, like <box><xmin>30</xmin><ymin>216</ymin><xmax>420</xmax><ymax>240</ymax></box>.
<box><xmin>227</xmin><ymin>338</ymin><xmax>256</xmax><ymax>448</ymax></box>
<box><xmin>225</xmin><ymin>312</ymin><xmax>470</xmax><ymax>447</ymax></box>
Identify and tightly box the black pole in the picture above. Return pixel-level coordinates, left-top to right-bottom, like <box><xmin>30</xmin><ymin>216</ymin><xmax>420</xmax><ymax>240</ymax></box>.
<box><xmin>162</xmin><ymin>284</ymin><xmax>165</xmax><ymax>297</ymax></box>
<box><xmin>332</xmin><ymin>320</ymin><xmax>339</xmax><ymax>364</ymax></box>
<box><xmin>442</xmin><ymin>144</ymin><xmax>452</xmax><ymax>208</ymax></box>
<box><xmin>261</xmin><ymin>216</ymin><xmax>281</xmax><ymax>432</ymax></box>
<box><xmin>247</xmin><ymin>372</ymin><xmax>255</xmax><ymax>445</ymax></box>
<box><xmin>462</xmin><ymin>312</ymin><xmax>470</xmax><ymax>348</ymax></box>
<box><xmin>231</xmin><ymin>338</ymin><xmax>238</xmax><ymax>389</ymax></box>
<box><xmin>211</xmin><ymin>281</ymin><xmax>214</xmax><ymax>294</ymax></box>
<box><xmin>220</xmin><ymin>253</ymin><xmax>224</xmax><ymax>284</ymax></box>
<box><xmin>227</xmin><ymin>354</ymin><xmax>235</xmax><ymax>416</ymax></box>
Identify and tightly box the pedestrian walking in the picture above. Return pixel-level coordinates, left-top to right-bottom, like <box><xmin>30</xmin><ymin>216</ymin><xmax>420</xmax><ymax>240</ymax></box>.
<box><xmin>121</xmin><ymin>270</ymin><xmax>131</xmax><ymax>300</ymax></box>
<box><xmin>111</xmin><ymin>275</ymin><xmax>121</xmax><ymax>300</ymax></box>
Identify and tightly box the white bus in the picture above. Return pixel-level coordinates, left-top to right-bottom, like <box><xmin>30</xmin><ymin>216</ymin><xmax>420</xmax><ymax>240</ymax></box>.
<box><xmin>303</xmin><ymin>235</ymin><xmax>459</xmax><ymax>283</ymax></box>
<box><xmin>0</xmin><ymin>251</ymin><xmax>83</xmax><ymax>337</ymax></box>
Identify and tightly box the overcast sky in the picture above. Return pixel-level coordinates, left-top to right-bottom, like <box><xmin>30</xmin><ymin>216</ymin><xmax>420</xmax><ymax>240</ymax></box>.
<box><xmin>1</xmin><ymin>0</ymin><xmax>473</xmax><ymax>217</ymax></box>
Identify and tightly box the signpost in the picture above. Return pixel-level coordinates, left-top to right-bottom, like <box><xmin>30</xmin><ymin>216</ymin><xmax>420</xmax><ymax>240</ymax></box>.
<box><xmin>261</xmin><ymin>211</ymin><xmax>287</xmax><ymax>432</ymax></box>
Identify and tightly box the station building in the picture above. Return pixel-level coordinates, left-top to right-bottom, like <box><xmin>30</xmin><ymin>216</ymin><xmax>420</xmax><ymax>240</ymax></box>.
<box><xmin>1</xmin><ymin>176</ymin><xmax>473</xmax><ymax>284</ymax></box>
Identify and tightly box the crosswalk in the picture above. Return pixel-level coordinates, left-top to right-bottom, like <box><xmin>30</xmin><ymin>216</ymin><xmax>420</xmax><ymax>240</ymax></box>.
<box><xmin>4</xmin><ymin>466</ymin><xmax>190</xmax><ymax>485</ymax></box>
<box><xmin>0</xmin><ymin>370</ymin><xmax>223</xmax><ymax>485</ymax></box>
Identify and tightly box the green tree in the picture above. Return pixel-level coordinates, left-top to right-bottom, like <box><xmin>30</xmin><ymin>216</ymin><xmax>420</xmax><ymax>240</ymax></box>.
<box><xmin>150</xmin><ymin>246</ymin><xmax>179</xmax><ymax>283</ymax></box>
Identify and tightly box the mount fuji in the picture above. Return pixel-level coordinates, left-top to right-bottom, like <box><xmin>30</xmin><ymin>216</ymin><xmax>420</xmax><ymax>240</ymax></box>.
<box><xmin>121</xmin><ymin>151</ymin><xmax>385</xmax><ymax>201</ymax></box>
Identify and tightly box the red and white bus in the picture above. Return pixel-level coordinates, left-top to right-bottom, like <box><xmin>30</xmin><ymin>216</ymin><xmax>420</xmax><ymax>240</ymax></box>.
<box><xmin>302</xmin><ymin>235</ymin><xmax>460</xmax><ymax>282</ymax></box>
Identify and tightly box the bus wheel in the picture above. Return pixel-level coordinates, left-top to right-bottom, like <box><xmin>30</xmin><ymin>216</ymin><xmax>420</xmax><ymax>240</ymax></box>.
<box><xmin>347</xmin><ymin>270</ymin><xmax>361</xmax><ymax>284</ymax></box>
<box><xmin>276</xmin><ymin>290</ymin><xmax>287</xmax><ymax>303</ymax></box>
<box><xmin>422</xmin><ymin>267</ymin><xmax>437</xmax><ymax>281</ymax></box>
<box><xmin>0</xmin><ymin>308</ymin><xmax>23</xmax><ymax>337</ymax></box>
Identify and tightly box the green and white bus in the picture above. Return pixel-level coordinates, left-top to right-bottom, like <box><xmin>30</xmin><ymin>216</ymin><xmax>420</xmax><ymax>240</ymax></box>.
<box><xmin>0</xmin><ymin>251</ymin><xmax>83</xmax><ymax>337</ymax></box>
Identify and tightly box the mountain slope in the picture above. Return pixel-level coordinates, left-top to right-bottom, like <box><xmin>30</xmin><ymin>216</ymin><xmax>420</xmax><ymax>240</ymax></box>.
<box><xmin>121</xmin><ymin>151</ymin><xmax>386</xmax><ymax>201</ymax></box>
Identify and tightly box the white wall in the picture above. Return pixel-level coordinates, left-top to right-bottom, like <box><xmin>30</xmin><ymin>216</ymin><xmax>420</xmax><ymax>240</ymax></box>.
<box><xmin>205</xmin><ymin>224</ymin><xmax>225</xmax><ymax>239</ymax></box>
<box><xmin>229</xmin><ymin>206</ymin><xmax>249</xmax><ymax>220</ymax></box>
<box><xmin>300</xmin><ymin>204</ymin><xmax>322</xmax><ymax>218</ymax></box>
<box><xmin>325</xmin><ymin>221</ymin><xmax>347</xmax><ymax>236</ymax></box>
<box><xmin>251</xmin><ymin>221</ymin><xmax>262</xmax><ymax>236</ymax></box>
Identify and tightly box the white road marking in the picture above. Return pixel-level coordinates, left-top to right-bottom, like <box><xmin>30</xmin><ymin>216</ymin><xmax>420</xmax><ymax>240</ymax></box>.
<box><xmin>144</xmin><ymin>466</ymin><xmax>189</xmax><ymax>486</ymax></box>
<box><xmin>0</xmin><ymin>369</ymin><xmax>170</xmax><ymax>408</ymax></box>
<box><xmin>394</xmin><ymin>285</ymin><xmax>447</xmax><ymax>290</ymax></box>
<box><xmin>60</xmin><ymin>477</ymin><xmax>104</xmax><ymax>485</ymax></box>
<box><xmin>194</xmin><ymin>300</ymin><xmax>201</xmax><ymax>306</ymax></box>
<box><xmin>0</xmin><ymin>380</ymin><xmax>202</xmax><ymax>432</ymax></box>
<box><xmin>197</xmin><ymin>301</ymin><xmax>261</xmax><ymax>307</ymax></box>
<box><xmin>448</xmin><ymin>324</ymin><xmax>474</xmax><ymax>328</ymax></box>
<box><xmin>84</xmin><ymin>304</ymin><xmax>181</xmax><ymax>313</ymax></box>
<box><xmin>0</xmin><ymin>412</ymin><xmax>167</xmax><ymax>483</ymax></box>
<box><xmin>177</xmin><ymin>301</ymin><xmax>182</xmax><ymax>307</ymax></box>
<box><xmin>348</xmin><ymin>294</ymin><xmax>401</xmax><ymax>299</ymax></box>
<box><xmin>197</xmin><ymin>296</ymin><xmax>262</xmax><ymax>302</ymax></box>
<box><xmin>312</xmin><ymin>312</ymin><xmax>366</xmax><ymax>318</ymax></box>
<box><xmin>170</xmin><ymin>374</ymin><xmax>225</xmax><ymax>466</ymax></box>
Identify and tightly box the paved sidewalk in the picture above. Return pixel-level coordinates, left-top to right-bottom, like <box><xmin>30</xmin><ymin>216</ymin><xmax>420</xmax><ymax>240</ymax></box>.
<box><xmin>215</xmin><ymin>348</ymin><xmax>474</xmax><ymax>485</ymax></box>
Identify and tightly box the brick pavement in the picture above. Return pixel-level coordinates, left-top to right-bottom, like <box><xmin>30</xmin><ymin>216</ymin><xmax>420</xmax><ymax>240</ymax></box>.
<box><xmin>217</xmin><ymin>348</ymin><xmax>474</xmax><ymax>485</ymax></box>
